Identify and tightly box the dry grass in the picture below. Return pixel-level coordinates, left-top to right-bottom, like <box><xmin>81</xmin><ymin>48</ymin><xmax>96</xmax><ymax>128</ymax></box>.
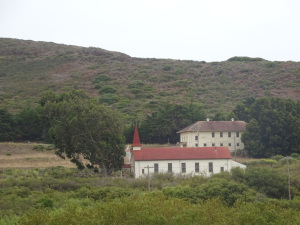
<box><xmin>0</xmin><ymin>142</ymin><xmax>76</xmax><ymax>168</ymax></box>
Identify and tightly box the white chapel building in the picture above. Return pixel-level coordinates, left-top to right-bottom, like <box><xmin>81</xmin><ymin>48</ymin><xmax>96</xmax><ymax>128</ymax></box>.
<box><xmin>130</xmin><ymin>126</ymin><xmax>246</xmax><ymax>178</ymax></box>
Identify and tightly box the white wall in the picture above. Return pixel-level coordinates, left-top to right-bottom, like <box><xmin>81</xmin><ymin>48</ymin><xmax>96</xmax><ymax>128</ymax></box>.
<box><xmin>180</xmin><ymin>131</ymin><xmax>244</xmax><ymax>152</ymax></box>
<box><xmin>133</xmin><ymin>158</ymin><xmax>245</xmax><ymax>178</ymax></box>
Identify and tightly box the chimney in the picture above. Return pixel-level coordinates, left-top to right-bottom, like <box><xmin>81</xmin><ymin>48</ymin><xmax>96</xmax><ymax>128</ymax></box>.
<box><xmin>132</xmin><ymin>126</ymin><xmax>142</xmax><ymax>151</ymax></box>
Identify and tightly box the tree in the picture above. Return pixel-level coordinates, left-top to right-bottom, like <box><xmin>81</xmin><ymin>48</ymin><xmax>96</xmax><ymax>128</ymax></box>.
<box><xmin>137</xmin><ymin>103</ymin><xmax>206</xmax><ymax>144</ymax></box>
<box><xmin>41</xmin><ymin>90</ymin><xmax>126</xmax><ymax>176</ymax></box>
<box><xmin>0</xmin><ymin>109</ymin><xmax>19</xmax><ymax>141</ymax></box>
<box><xmin>14</xmin><ymin>106</ymin><xmax>45</xmax><ymax>141</ymax></box>
<box><xmin>242</xmin><ymin>119</ymin><xmax>264</xmax><ymax>158</ymax></box>
<box><xmin>234</xmin><ymin>97</ymin><xmax>300</xmax><ymax>157</ymax></box>
<box><xmin>243</xmin><ymin>167</ymin><xmax>287</xmax><ymax>199</ymax></box>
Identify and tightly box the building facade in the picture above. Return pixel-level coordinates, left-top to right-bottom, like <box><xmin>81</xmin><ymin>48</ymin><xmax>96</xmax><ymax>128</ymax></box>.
<box><xmin>130</xmin><ymin>126</ymin><xmax>246</xmax><ymax>178</ymax></box>
<box><xmin>177</xmin><ymin>120</ymin><xmax>247</xmax><ymax>152</ymax></box>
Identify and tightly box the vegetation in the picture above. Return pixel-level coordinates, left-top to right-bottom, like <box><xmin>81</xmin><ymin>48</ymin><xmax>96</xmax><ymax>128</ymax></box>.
<box><xmin>233</xmin><ymin>98</ymin><xmax>300</xmax><ymax>157</ymax></box>
<box><xmin>0</xmin><ymin>157</ymin><xmax>300</xmax><ymax>224</ymax></box>
<box><xmin>0</xmin><ymin>38</ymin><xmax>299</xmax><ymax>118</ymax></box>
<box><xmin>1</xmin><ymin>38</ymin><xmax>300</xmax><ymax>223</ymax></box>
<box><xmin>129</xmin><ymin>103</ymin><xmax>206</xmax><ymax>144</ymax></box>
<box><xmin>41</xmin><ymin>90</ymin><xmax>126</xmax><ymax>175</ymax></box>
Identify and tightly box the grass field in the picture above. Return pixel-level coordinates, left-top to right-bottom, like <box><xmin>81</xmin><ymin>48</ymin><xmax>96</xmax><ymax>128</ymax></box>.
<box><xmin>0</xmin><ymin>142</ymin><xmax>253</xmax><ymax>169</ymax></box>
<box><xmin>0</xmin><ymin>142</ymin><xmax>75</xmax><ymax>168</ymax></box>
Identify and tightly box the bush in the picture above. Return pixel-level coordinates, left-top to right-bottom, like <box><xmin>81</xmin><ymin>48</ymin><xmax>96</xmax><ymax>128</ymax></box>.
<box><xmin>244</xmin><ymin>167</ymin><xmax>287</xmax><ymax>198</ymax></box>
<box><xmin>99</xmin><ymin>94</ymin><xmax>119</xmax><ymax>105</ymax></box>
<box><xmin>271</xmin><ymin>154</ymin><xmax>284</xmax><ymax>161</ymax></box>
<box><xmin>35</xmin><ymin>198</ymin><xmax>54</xmax><ymax>209</ymax></box>
<box><xmin>162</xmin><ymin>64</ymin><xmax>171</xmax><ymax>71</ymax></box>
<box><xmin>99</xmin><ymin>85</ymin><xmax>117</xmax><ymax>94</ymax></box>
<box><xmin>32</xmin><ymin>144</ymin><xmax>45</xmax><ymax>151</ymax></box>
<box><xmin>93</xmin><ymin>74</ymin><xmax>111</xmax><ymax>83</ymax></box>
<box><xmin>290</xmin><ymin>153</ymin><xmax>300</xmax><ymax>158</ymax></box>
<box><xmin>227</xmin><ymin>56</ymin><xmax>265</xmax><ymax>62</ymax></box>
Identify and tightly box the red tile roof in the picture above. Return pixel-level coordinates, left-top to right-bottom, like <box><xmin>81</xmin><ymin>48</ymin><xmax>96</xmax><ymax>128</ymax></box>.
<box><xmin>133</xmin><ymin>147</ymin><xmax>231</xmax><ymax>161</ymax></box>
<box><xmin>177</xmin><ymin>121</ymin><xmax>246</xmax><ymax>133</ymax></box>
<box><xmin>132</xmin><ymin>126</ymin><xmax>141</xmax><ymax>147</ymax></box>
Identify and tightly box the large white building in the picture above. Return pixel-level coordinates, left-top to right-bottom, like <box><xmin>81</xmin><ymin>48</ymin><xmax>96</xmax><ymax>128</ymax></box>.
<box><xmin>130</xmin><ymin>126</ymin><xmax>246</xmax><ymax>178</ymax></box>
<box><xmin>177</xmin><ymin>120</ymin><xmax>247</xmax><ymax>152</ymax></box>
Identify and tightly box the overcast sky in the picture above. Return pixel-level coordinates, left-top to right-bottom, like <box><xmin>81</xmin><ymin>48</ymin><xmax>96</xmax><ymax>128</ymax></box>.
<box><xmin>1</xmin><ymin>0</ymin><xmax>300</xmax><ymax>62</ymax></box>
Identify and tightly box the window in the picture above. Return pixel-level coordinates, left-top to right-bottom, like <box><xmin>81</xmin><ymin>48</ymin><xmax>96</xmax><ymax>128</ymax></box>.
<box><xmin>154</xmin><ymin>163</ymin><xmax>159</xmax><ymax>173</ymax></box>
<box><xmin>228</xmin><ymin>132</ymin><xmax>231</xmax><ymax>137</ymax></box>
<box><xmin>237</xmin><ymin>143</ymin><xmax>240</xmax><ymax>146</ymax></box>
<box><xmin>220</xmin><ymin>132</ymin><xmax>223</xmax><ymax>137</ymax></box>
<box><xmin>236</xmin><ymin>132</ymin><xmax>240</xmax><ymax>137</ymax></box>
<box><xmin>220</xmin><ymin>167</ymin><xmax>224</xmax><ymax>172</ymax></box>
<box><xmin>212</xmin><ymin>143</ymin><xmax>215</xmax><ymax>147</ymax></box>
<box><xmin>209</xmin><ymin>162</ymin><xmax>213</xmax><ymax>173</ymax></box>
<box><xmin>195</xmin><ymin>163</ymin><xmax>199</xmax><ymax>173</ymax></box>
<box><xmin>195</xmin><ymin>136</ymin><xmax>198</xmax><ymax>141</ymax></box>
<box><xmin>142</xmin><ymin>169</ymin><xmax>144</xmax><ymax>174</ymax></box>
<box><xmin>168</xmin><ymin>163</ymin><xmax>172</xmax><ymax>173</ymax></box>
<box><xmin>220</xmin><ymin>143</ymin><xmax>223</xmax><ymax>146</ymax></box>
<box><xmin>195</xmin><ymin>143</ymin><xmax>198</xmax><ymax>147</ymax></box>
<box><xmin>181</xmin><ymin>163</ymin><xmax>186</xmax><ymax>173</ymax></box>
<box><xmin>204</xmin><ymin>143</ymin><xmax>207</xmax><ymax>147</ymax></box>
<box><xmin>228</xmin><ymin>143</ymin><xmax>231</xmax><ymax>146</ymax></box>
<box><xmin>212</xmin><ymin>132</ymin><xmax>215</xmax><ymax>138</ymax></box>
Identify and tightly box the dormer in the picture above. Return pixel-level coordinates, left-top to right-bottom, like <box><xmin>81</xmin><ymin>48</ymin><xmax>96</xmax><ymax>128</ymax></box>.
<box><xmin>132</xmin><ymin>126</ymin><xmax>142</xmax><ymax>151</ymax></box>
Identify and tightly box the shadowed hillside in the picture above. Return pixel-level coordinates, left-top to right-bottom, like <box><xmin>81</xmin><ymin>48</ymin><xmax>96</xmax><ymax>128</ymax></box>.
<box><xmin>0</xmin><ymin>38</ymin><xmax>299</xmax><ymax>117</ymax></box>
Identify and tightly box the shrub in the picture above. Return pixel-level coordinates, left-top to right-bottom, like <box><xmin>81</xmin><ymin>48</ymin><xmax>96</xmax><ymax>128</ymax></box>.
<box><xmin>35</xmin><ymin>198</ymin><xmax>54</xmax><ymax>209</ymax></box>
<box><xmin>99</xmin><ymin>94</ymin><xmax>119</xmax><ymax>105</ymax></box>
<box><xmin>128</xmin><ymin>80</ymin><xmax>144</xmax><ymax>89</ymax></box>
<box><xmin>162</xmin><ymin>64</ymin><xmax>171</xmax><ymax>71</ymax></box>
<box><xmin>271</xmin><ymin>154</ymin><xmax>284</xmax><ymax>161</ymax></box>
<box><xmin>290</xmin><ymin>153</ymin><xmax>300</xmax><ymax>158</ymax></box>
<box><xmin>99</xmin><ymin>85</ymin><xmax>117</xmax><ymax>94</ymax></box>
<box><xmin>227</xmin><ymin>56</ymin><xmax>265</xmax><ymax>62</ymax></box>
<box><xmin>93</xmin><ymin>74</ymin><xmax>111</xmax><ymax>83</ymax></box>
<box><xmin>32</xmin><ymin>145</ymin><xmax>45</xmax><ymax>151</ymax></box>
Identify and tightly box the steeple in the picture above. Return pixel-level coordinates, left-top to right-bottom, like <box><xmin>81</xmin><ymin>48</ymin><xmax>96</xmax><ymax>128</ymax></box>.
<box><xmin>132</xmin><ymin>126</ymin><xmax>142</xmax><ymax>150</ymax></box>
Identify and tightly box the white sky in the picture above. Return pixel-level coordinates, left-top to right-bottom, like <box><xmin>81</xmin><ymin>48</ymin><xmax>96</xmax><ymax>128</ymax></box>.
<box><xmin>1</xmin><ymin>0</ymin><xmax>300</xmax><ymax>62</ymax></box>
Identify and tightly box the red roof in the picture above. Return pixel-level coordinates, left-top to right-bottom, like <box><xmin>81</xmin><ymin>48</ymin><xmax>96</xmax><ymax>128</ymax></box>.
<box><xmin>133</xmin><ymin>147</ymin><xmax>231</xmax><ymax>161</ymax></box>
<box><xmin>132</xmin><ymin>126</ymin><xmax>141</xmax><ymax>147</ymax></box>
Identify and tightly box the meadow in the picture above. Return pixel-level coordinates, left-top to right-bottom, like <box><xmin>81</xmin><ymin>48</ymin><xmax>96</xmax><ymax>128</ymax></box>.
<box><xmin>1</xmin><ymin>143</ymin><xmax>300</xmax><ymax>224</ymax></box>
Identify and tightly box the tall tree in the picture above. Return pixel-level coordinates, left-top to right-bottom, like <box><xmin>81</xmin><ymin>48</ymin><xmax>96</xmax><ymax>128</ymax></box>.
<box><xmin>14</xmin><ymin>106</ymin><xmax>44</xmax><ymax>141</ymax></box>
<box><xmin>137</xmin><ymin>103</ymin><xmax>206</xmax><ymax>144</ymax></box>
<box><xmin>235</xmin><ymin>97</ymin><xmax>300</xmax><ymax>157</ymax></box>
<box><xmin>0</xmin><ymin>109</ymin><xmax>19</xmax><ymax>141</ymax></box>
<box><xmin>41</xmin><ymin>90</ymin><xmax>126</xmax><ymax>176</ymax></box>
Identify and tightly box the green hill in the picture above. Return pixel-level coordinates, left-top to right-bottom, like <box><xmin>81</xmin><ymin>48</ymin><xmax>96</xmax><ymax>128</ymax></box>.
<box><xmin>0</xmin><ymin>38</ymin><xmax>299</xmax><ymax>117</ymax></box>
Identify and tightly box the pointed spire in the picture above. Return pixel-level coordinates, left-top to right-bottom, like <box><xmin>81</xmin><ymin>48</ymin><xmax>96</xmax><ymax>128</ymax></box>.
<box><xmin>132</xmin><ymin>126</ymin><xmax>142</xmax><ymax>150</ymax></box>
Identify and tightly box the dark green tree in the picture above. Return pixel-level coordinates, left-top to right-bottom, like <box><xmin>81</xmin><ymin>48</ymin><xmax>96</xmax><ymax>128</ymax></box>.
<box><xmin>243</xmin><ymin>167</ymin><xmax>287</xmax><ymax>199</ymax></box>
<box><xmin>0</xmin><ymin>109</ymin><xmax>19</xmax><ymax>141</ymax></box>
<box><xmin>14</xmin><ymin>106</ymin><xmax>44</xmax><ymax>141</ymax></box>
<box><xmin>41</xmin><ymin>90</ymin><xmax>126</xmax><ymax>176</ymax></box>
<box><xmin>242</xmin><ymin>119</ymin><xmax>264</xmax><ymax>157</ymax></box>
<box><xmin>137</xmin><ymin>103</ymin><xmax>206</xmax><ymax>144</ymax></box>
<box><xmin>235</xmin><ymin>97</ymin><xmax>300</xmax><ymax>157</ymax></box>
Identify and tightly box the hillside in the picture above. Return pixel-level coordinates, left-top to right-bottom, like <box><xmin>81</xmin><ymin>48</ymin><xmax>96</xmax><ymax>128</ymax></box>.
<box><xmin>0</xmin><ymin>38</ymin><xmax>299</xmax><ymax>117</ymax></box>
